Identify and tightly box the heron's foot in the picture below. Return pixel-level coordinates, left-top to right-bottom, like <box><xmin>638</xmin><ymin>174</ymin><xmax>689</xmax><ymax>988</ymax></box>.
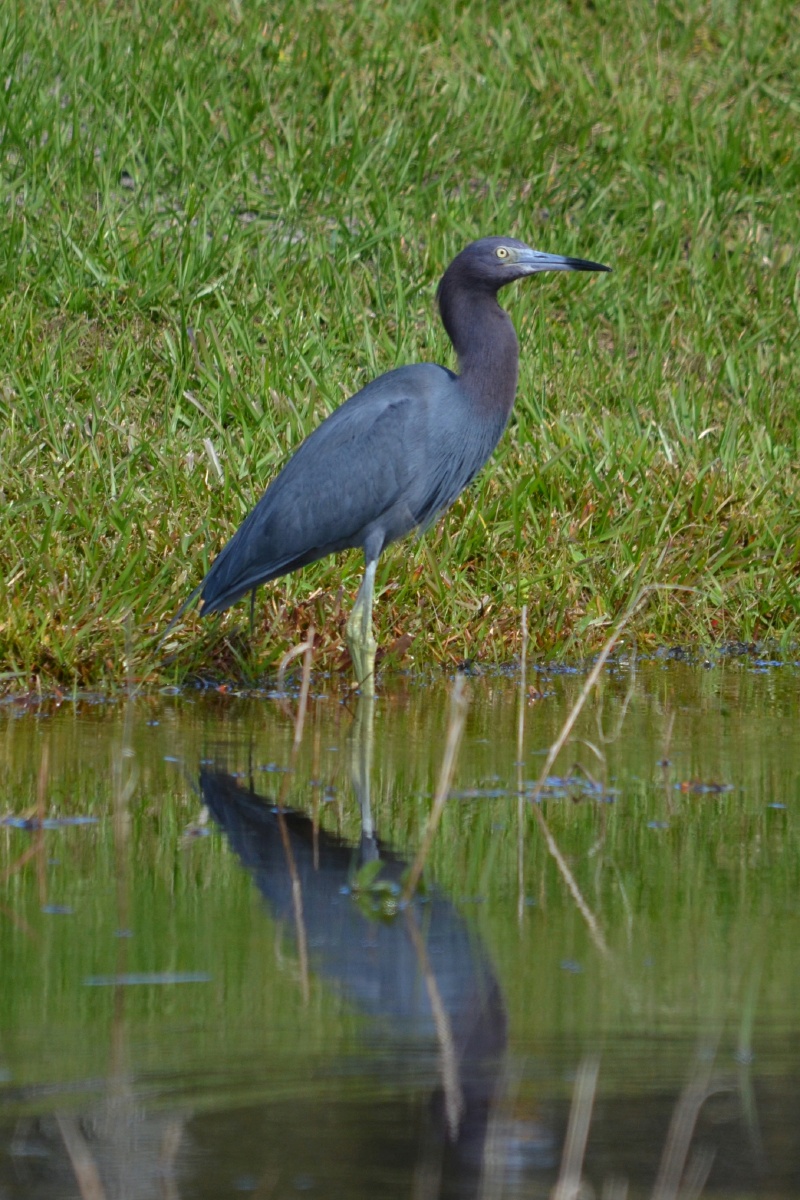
<box><xmin>347</xmin><ymin>637</ymin><xmax>377</xmax><ymax>696</ymax></box>
<box><xmin>346</xmin><ymin>616</ymin><xmax>377</xmax><ymax>696</ymax></box>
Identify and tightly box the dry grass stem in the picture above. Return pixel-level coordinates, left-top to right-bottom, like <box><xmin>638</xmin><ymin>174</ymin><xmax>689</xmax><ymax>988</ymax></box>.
<box><xmin>601</xmin><ymin>1179</ymin><xmax>629</xmax><ymax>1200</ymax></box>
<box><xmin>531</xmin><ymin>803</ymin><xmax>609</xmax><ymax>957</ymax></box>
<box><xmin>405</xmin><ymin>907</ymin><xmax>464</xmax><ymax>1139</ymax></box>
<box><xmin>35</xmin><ymin>742</ymin><xmax>48</xmax><ymax>906</ymax></box>
<box><xmin>403</xmin><ymin>674</ymin><xmax>469</xmax><ymax>902</ymax></box>
<box><xmin>275</xmin><ymin>814</ymin><xmax>310</xmax><ymax>1005</ymax></box>
<box><xmin>652</xmin><ymin>1045</ymin><xmax>727</xmax><ymax>1200</ymax></box>
<box><xmin>595</xmin><ymin>647</ymin><xmax>637</xmax><ymax>746</ymax></box>
<box><xmin>276</xmin><ymin>626</ymin><xmax>315</xmax><ymax>702</ymax></box>
<box><xmin>158</xmin><ymin>1118</ymin><xmax>186</xmax><ymax>1200</ymax></box>
<box><xmin>552</xmin><ymin>1055</ymin><xmax>600</xmax><ymax>1200</ymax></box>
<box><xmin>517</xmin><ymin>605</ymin><xmax>528</xmax><ymax>922</ymax></box>
<box><xmin>56</xmin><ymin>1114</ymin><xmax>107</xmax><ymax>1200</ymax></box>
<box><xmin>528</xmin><ymin>586</ymin><xmax>676</xmax><ymax>954</ymax></box>
<box><xmin>293</xmin><ymin>626</ymin><xmax>315</xmax><ymax>750</ymax></box>
<box><xmin>529</xmin><ymin>587</ymin><xmax>662</xmax><ymax>808</ymax></box>
<box><xmin>274</xmin><ymin>629</ymin><xmax>317</xmax><ymax>1004</ymax></box>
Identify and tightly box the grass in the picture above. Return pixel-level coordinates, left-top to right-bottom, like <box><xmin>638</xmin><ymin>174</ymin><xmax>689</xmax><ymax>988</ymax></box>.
<box><xmin>1</xmin><ymin>0</ymin><xmax>799</xmax><ymax>689</ymax></box>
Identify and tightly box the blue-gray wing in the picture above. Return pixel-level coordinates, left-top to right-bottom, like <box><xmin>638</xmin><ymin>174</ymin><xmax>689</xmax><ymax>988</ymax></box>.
<box><xmin>200</xmin><ymin>364</ymin><xmax>500</xmax><ymax>613</ymax></box>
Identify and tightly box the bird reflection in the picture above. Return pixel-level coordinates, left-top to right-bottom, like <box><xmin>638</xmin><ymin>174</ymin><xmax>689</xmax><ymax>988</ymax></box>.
<box><xmin>199</xmin><ymin>731</ymin><xmax>507</xmax><ymax>1197</ymax></box>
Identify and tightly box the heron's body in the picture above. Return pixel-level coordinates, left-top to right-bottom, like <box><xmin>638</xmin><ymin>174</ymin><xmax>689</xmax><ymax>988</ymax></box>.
<box><xmin>200</xmin><ymin>363</ymin><xmax>507</xmax><ymax>614</ymax></box>
<box><xmin>193</xmin><ymin>236</ymin><xmax>610</xmax><ymax>691</ymax></box>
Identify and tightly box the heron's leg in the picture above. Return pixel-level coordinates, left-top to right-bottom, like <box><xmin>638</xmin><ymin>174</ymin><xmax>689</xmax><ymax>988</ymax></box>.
<box><xmin>345</xmin><ymin>558</ymin><xmax>378</xmax><ymax>695</ymax></box>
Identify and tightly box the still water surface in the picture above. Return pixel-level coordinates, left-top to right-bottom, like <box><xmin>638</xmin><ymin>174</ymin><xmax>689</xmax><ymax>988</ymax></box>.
<box><xmin>1</xmin><ymin>658</ymin><xmax>799</xmax><ymax>1198</ymax></box>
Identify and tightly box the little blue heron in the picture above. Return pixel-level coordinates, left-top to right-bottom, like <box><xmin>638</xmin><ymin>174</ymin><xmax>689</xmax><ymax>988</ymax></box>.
<box><xmin>192</xmin><ymin>236</ymin><xmax>609</xmax><ymax>692</ymax></box>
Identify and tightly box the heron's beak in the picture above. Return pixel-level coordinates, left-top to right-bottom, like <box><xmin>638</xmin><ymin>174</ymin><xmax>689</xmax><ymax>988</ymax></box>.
<box><xmin>516</xmin><ymin>249</ymin><xmax>611</xmax><ymax>274</ymax></box>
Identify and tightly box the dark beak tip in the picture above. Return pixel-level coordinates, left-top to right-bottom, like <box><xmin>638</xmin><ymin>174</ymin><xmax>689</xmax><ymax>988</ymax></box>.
<box><xmin>565</xmin><ymin>256</ymin><xmax>611</xmax><ymax>274</ymax></box>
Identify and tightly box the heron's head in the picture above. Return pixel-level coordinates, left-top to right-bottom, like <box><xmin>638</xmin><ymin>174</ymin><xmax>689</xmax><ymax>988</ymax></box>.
<box><xmin>442</xmin><ymin>235</ymin><xmax>611</xmax><ymax>294</ymax></box>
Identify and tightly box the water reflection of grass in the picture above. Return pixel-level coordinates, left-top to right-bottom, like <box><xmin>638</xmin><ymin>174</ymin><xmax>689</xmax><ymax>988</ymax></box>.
<box><xmin>1</xmin><ymin>2</ymin><xmax>799</xmax><ymax>688</ymax></box>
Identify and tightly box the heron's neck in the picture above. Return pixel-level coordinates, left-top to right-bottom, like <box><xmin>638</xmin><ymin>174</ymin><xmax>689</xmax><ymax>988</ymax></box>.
<box><xmin>438</xmin><ymin>286</ymin><xmax>520</xmax><ymax>416</ymax></box>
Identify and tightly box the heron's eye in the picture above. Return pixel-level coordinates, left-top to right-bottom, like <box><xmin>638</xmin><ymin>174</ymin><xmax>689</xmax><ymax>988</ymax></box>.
<box><xmin>496</xmin><ymin>247</ymin><xmax>509</xmax><ymax>259</ymax></box>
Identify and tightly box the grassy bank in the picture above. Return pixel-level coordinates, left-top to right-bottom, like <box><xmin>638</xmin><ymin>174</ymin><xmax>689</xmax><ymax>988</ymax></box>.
<box><xmin>1</xmin><ymin>0</ymin><xmax>799</xmax><ymax>689</ymax></box>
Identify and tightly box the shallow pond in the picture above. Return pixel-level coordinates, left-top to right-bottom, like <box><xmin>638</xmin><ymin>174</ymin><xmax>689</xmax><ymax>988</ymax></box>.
<box><xmin>1</xmin><ymin>656</ymin><xmax>799</xmax><ymax>1198</ymax></box>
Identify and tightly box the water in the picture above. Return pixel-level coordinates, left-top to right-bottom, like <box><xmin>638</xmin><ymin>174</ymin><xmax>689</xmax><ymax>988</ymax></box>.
<box><xmin>1</xmin><ymin>658</ymin><xmax>799</xmax><ymax>1198</ymax></box>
